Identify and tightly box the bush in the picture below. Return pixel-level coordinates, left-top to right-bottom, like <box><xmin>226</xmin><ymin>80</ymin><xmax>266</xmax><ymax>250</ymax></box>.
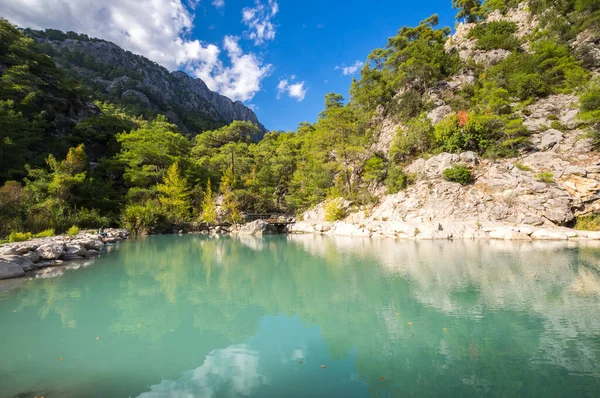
<box><xmin>67</xmin><ymin>225</ymin><xmax>80</xmax><ymax>236</ymax></box>
<box><xmin>72</xmin><ymin>208</ymin><xmax>112</xmax><ymax>229</ymax></box>
<box><xmin>385</xmin><ymin>166</ymin><xmax>413</xmax><ymax>194</ymax></box>
<box><xmin>362</xmin><ymin>155</ymin><xmax>386</xmax><ymax>184</ymax></box>
<box><xmin>121</xmin><ymin>201</ymin><xmax>161</xmax><ymax>235</ymax></box>
<box><xmin>8</xmin><ymin>232</ymin><xmax>32</xmax><ymax>243</ymax></box>
<box><xmin>34</xmin><ymin>228</ymin><xmax>55</xmax><ymax>238</ymax></box>
<box><xmin>468</xmin><ymin>21</ymin><xmax>520</xmax><ymax>51</ymax></box>
<box><xmin>514</xmin><ymin>162</ymin><xmax>531</xmax><ymax>171</ymax></box>
<box><xmin>391</xmin><ymin>116</ymin><xmax>433</xmax><ymax>161</ymax></box>
<box><xmin>535</xmin><ymin>172</ymin><xmax>555</xmax><ymax>183</ymax></box>
<box><xmin>324</xmin><ymin>197</ymin><xmax>346</xmax><ymax>222</ymax></box>
<box><xmin>575</xmin><ymin>215</ymin><xmax>600</xmax><ymax>231</ymax></box>
<box><xmin>434</xmin><ymin>113</ymin><xmax>502</xmax><ymax>153</ymax></box>
<box><xmin>443</xmin><ymin>165</ymin><xmax>474</xmax><ymax>185</ymax></box>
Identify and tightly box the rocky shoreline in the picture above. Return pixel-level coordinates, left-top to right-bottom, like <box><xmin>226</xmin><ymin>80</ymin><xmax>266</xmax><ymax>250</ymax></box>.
<box><xmin>0</xmin><ymin>229</ymin><xmax>128</xmax><ymax>280</ymax></box>
<box><xmin>211</xmin><ymin>219</ymin><xmax>600</xmax><ymax>241</ymax></box>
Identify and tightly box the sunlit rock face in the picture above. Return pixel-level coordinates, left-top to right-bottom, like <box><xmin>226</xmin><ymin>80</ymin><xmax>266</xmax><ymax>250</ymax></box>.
<box><xmin>36</xmin><ymin>37</ymin><xmax>265</xmax><ymax>137</ymax></box>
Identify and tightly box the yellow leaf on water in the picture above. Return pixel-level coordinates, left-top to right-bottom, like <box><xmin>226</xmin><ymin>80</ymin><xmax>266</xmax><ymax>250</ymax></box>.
<box><xmin>12</xmin><ymin>310</ymin><xmax>16</xmax><ymax>313</ymax></box>
<box><xmin>443</xmin><ymin>328</ymin><xmax>448</xmax><ymax>331</ymax></box>
<box><xmin>46</xmin><ymin>300</ymin><xmax>52</xmax><ymax>303</ymax></box>
<box><xmin>56</xmin><ymin>357</ymin><xmax>62</xmax><ymax>361</ymax></box>
<box><xmin>408</xmin><ymin>322</ymin><xmax>413</xmax><ymax>325</ymax></box>
<box><xmin>96</xmin><ymin>337</ymin><xmax>101</xmax><ymax>340</ymax></box>
<box><xmin>395</xmin><ymin>312</ymin><xmax>399</xmax><ymax>316</ymax></box>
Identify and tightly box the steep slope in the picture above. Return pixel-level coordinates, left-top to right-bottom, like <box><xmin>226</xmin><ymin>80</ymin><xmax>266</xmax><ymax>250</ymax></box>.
<box><xmin>292</xmin><ymin>2</ymin><xmax>600</xmax><ymax>240</ymax></box>
<box><xmin>26</xmin><ymin>29</ymin><xmax>265</xmax><ymax>136</ymax></box>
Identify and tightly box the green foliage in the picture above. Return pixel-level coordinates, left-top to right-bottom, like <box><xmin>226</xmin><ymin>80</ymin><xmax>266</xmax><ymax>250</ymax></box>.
<box><xmin>8</xmin><ymin>231</ymin><xmax>32</xmax><ymax>242</ymax></box>
<box><xmin>535</xmin><ymin>172</ymin><xmax>555</xmax><ymax>183</ymax></box>
<box><xmin>121</xmin><ymin>201</ymin><xmax>161</xmax><ymax>235</ymax></box>
<box><xmin>157</xmin><ymin>162</ymin><xmax>191</xmax><ymax>224</ymax></box>
<box><xmin>574</xmin><ymin>214</ymin><xmax>600</xmax><ymax>231</ymax></box>
<box><xmin>443</xmin><ymin>165</ymin><xmax>474</xmax><ymax>185</ymax></box>
<box><xmin>468</xmin><ymin>21</ymin><xmax>520</xmax><ymax>51</ymax></box>
<box><xmin>434</xmin><ymin>112</ymin><xmax>502</xmax><ymax>153</ymax></box>
<box><xmin>452</xmin><ymin>0</ymin><xmax>482</xmax><ymax>22</ymax></box>
<box><xmin>385</xmin><ymin>166</ymin><xmax>412</xmax><ymax>194</ymax></box>
<box><xmin>34</xmin><ymin>228</ymin><xmax>55</xmax><ymax>238</ymax></box>
<box><xmin>67</xmin><ymin>225</ymin><xmax>80</xmax><ymax>236</ymax></box>
<box><xmin>484</xmin><ymin>40</ymin><xmax>588</xmax><ymax>101</ymax></box>
<box><xmin>514</xmin><ymin>162</ymin><xmax>531</xmax><ymax>172</ymax></box>
<box><xmin>351</xmin><ymin>15</ymin><xmax>458</xmax><ymax>114</ymax></box>
<box><xmin>363</xmin><ymin>155</ymin><xmax>386</xmax><ymax>184</ymax></box>
<box><xmin>199</xmin><ymin>179</ymin><xmax>217</xmax><ymax>224</ymax></box>
<box><xmin>391</xmin><ymin>116</ymin><xmax>433</xmax><ymax>161</ymax></box>
<box><xmin>324</xmin><ymin>192</ymin><xmax>346</xmax><ymax>222</ymax></box>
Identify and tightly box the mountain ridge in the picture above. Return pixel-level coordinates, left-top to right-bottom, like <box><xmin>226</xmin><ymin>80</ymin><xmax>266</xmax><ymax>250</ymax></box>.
<box><xmin>27</xmin><ymin>29</ymin><xmax>266</xmax><ymax>136</ymax></box>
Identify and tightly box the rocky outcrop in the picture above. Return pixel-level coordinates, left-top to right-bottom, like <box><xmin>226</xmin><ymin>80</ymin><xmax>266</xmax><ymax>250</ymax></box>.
<box><xmin>236</xmin><ymin>220</ymin><xmax>280</xmax><ymax>235</ymax></box>
<box><xmin>35</xmin><ymin>37</ymin><xmax>265</xmax><ymax>136</ymax></box>
<box><xmin>0</xmin><ymin>229</ymin><xmax>128</xmax><ymax>280</ymax></box>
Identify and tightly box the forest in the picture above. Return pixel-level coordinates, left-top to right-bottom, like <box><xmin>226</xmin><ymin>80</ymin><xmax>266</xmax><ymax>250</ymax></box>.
<box><xmin>1</xmin><ymin>0</ymin><xmax>599</xmax><ymax>238</ymax></box>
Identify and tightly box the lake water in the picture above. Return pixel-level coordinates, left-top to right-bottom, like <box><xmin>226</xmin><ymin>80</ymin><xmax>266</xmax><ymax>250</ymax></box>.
<box><xmin>1</xmin><ymin>235</ymin><xmax>600</xmax><ymax>397</ymax></box>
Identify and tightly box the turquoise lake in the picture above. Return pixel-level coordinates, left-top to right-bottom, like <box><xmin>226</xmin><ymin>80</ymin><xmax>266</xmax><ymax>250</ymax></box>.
<box><xmin>1</xmin><ymin>235</ymin><xmax>600</xmax><ymax>397</ymax></box>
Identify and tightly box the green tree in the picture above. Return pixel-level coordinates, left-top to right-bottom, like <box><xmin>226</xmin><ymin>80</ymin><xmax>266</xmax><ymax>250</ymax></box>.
<box><xmin>452</xmin><ymin>0</ymin><xmax>482</xmax><ymax>22</ymax></box>
<box><xmin>157</xmin><ymin>162</ymin><xmax>191</xmax><ymax>223</ymax></box>
<box><xmin>201</xmin><ymin>179</ymin><xmax>218</xmax><ymax>224</ymax></box>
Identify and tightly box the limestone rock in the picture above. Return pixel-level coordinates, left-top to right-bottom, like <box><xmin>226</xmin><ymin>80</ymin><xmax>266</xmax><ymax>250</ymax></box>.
<box><xmin>0</xmin><ymin>258</ymin><xmax>25</xmax><ymax>280</ymax></box>
<box><xmin>238</xmin><ymin>220</ymin><xmax>279</xmax><ymax>235</ymax></box>
<box><xmin>65</xmin><ymin>244</ymin><xmax>86</xmax><ymax>257</ymax></box>
<box><xmin>0</xmin><ymin>255</ymin><xmax>35</xmax><ymax>272</ymax></box>
<box><xmin>538</xmin><ymin>129</ymin><xmax>564</xmax><ymax>151</ymax></box>
<box><xmin>35</xmin><ymin>243</ymin><xmax>65</xmax><ymax>260</ymax></box>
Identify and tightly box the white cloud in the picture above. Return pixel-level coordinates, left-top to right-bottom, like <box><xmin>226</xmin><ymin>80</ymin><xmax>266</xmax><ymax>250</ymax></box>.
<box><xmin>2</xmin><ymin>0</ymin><xmax>271</xmax><ymax>102</ymax></box>
<box><xmin>189</xmin><ymin>36</ymin><xmax>272</xmax><ymax>102</ymax></box>
<box><xmin>212</xmin><ymin>0</ymin><xmax>225</xmax><ymax>9</ymax></box>
<box><xmin>277</xmin><ymin>79</ymin><xmax>307</xmax><ymax>102</ymax></box>
<box><xmin>335</xmin><ymin>60</ymin><xmax>364</xmax><ymax>75</ymax></box>
<box><xmin>242</xmin><ymin>0</ymin><xmax>279</xmax><ymax>45</ymax></box>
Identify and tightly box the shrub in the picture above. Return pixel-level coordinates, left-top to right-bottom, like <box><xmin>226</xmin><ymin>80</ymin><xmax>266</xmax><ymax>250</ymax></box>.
<box><xmin>324</xmin><ymin>197</ymin><xmax>346</xmax><ymax>222</ymax></box>
<box><xmin>8</xmin><ymin>232</ymin><xmax>32</xmax><ymax>243</ymax></box>
<box><xmin>575</xmin><ymin>215</ymin><xmax>600</xmax><ymax>231</ymax></box>
<box><xmin>67</xmin><ymin>225</ymin><xmax>80</xmax><ymax>236</ymax></box>
<box><xmin>362</xmin><ymin>155</ymin><xmax>386</xmax><ymax>183</ymax></box>
<box><xmin>121</xmin><ymin>201</ymin><xmax>161</xmax><ymax>235</ymax></box>
<box><xmin>468</xmin><ymin>21</ymin><xmax>520</xmax><ymax>51</ymax></box>
<box><xmin>385</xmin><ymin>166</ymin><xmax>413</xmax><ymax>194</ymax></box>
<box><xmin>443</xmin><ymin>165</ymin><xmax>474</xmax><ymax>185</ymax></box>
<box><xmin>514</xmin><ymin>162</ymin><xmax>531</xmax><ymax>171</ymax></box>
<box><xmin>390</xmin><ymin>116</ymin><xmax>433</xmax><ymax>161</ymax></box>
<box><xmin>72</xmin><ymin>208</ymin><xmax>111</xmax><ymax>229</ymax></box>
<box><xmin>434</xmin><ymin>113</ymin><xmax>502</xmax><ymax>153</ymax></box>
<box><xmin>34</xmin><ymin>228</ymin><xmax>55</xmax><ymax>238</ymax></box>
<box><xmin>535</xmin><ymin>172</ymin><xmax>555</xmax><ymax>183</ymax></box>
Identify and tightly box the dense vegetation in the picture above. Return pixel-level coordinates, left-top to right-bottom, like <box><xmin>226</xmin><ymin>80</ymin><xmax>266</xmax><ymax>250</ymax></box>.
<box><xmin>1</xmin><ymin>0</ymin><xmax>599</xmax><ymax>237</ymax></box>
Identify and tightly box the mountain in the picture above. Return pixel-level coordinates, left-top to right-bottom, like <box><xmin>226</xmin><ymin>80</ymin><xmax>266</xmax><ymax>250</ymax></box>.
<box><xmin>25</xmin><ymin>28</ymin><xmax>265</xmax><ymax>136</ymax></box>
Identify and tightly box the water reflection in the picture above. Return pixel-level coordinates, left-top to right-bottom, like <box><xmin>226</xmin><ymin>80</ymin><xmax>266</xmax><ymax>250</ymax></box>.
<box><xmin>0</xmin><ymin>235</ymin><xmax>599</xmax><ymax>397</ymax></box>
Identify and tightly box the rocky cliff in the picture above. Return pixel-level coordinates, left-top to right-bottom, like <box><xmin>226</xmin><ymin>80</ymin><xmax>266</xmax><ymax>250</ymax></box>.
<box><xmin>292</xmin><ymin>5</ymin><xmax>600</xmax><ymax>240</ymax></box>
<box><xmin>29</xmin><ymin>31</ymin><xmax>265</xmax><ymax>136</ymax></box>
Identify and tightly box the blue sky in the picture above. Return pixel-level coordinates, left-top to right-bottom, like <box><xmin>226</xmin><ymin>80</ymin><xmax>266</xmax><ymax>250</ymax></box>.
<box><xmin>2</xmin><ymin>0</ymin><xmax>457</xmax><ymax>131</ymax></box>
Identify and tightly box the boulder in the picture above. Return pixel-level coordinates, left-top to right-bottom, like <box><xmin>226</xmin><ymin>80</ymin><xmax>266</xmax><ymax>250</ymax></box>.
<box><xmin>80</xmin><ymin>239</ymin><xmax>104</xmax><ymax>251</ymax></box>
<box><xmin>288</xmin><ymin>222</ymin><xmax>316</xmax><ymax>234</ymax></box>
<box><xmin>85</xmin><ymin>249</ymin><xmax>100</xmax><ymax>257</ymax></box>
<box><xmin>538</xmin><ymin>129</ymin><xmax>564</xmax><ymax>150</ymax></box>
<box><xmin>23</xmin><ymin>251</ymin><xmax>40</xmax><ymax>263</ymax></box>
<box><xmin>65</xmin><ymin>244</ymin><xmax>86</xmax><ymax>257</ymax></box>
<box><xmin>0</xmin><ymin>259</ymin><xmax>25</xmax><ymax>280</ymax></box>
<box><xmin>238</xmin><ymin>220</ymin><xmax>279</xmax><ymax>235</ymax></box>
<box><xmin>329</xmin><ymin>222</ymin><xmax>371</xmax><ymax>237</ymax></box>
<box><xmin>0</xmin><ymin>255</ymin><xmax>35</xmax><ymax>272</ymax></box>
<box><xmin>531</xmin><ymin>229</ymin><xmax>569</xmax><ymax>240</ymax></box>
<box><xmin>35</xmin><ymin>243</ymin><xmax>65</xmax><ymax>260</ymax></box>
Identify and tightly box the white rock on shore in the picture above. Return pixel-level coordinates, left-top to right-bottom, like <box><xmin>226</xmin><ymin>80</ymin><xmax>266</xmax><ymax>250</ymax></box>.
<box><xmin>0</xmin><ymin>228</ymin><xmax>128</xmax><ymax>280</ymax></box>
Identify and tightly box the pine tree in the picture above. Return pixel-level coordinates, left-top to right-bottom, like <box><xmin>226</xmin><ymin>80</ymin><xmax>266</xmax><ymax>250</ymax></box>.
<box><xmin>220</xmin><ymin>165</ymin><xmax>242</xmax><ymax>224</ymax></box>
<box><xmin>157</xmin><ymin>162</ymin><xmax>191</xmax><ymax>223</ymax></box>
<box><xmin>201</xmin><ymin>179</ymin><xmax>217</xmax><ymax>224</ymax></box>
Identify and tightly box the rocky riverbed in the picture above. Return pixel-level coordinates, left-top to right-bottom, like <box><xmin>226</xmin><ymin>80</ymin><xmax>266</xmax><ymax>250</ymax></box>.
<box><xmin>0</xmin><ymin>229</ymin><xmax>128</xmax><ymax>280</ymax></box>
